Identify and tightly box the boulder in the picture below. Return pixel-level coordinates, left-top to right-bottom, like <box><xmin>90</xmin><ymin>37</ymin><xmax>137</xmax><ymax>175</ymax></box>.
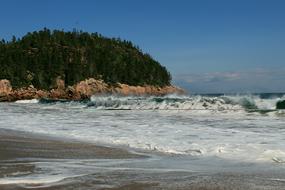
<box><xmin>74</xmin><ymin>78</ymin><xmax>109</xmax><ymax>98</ymax></box>
<box><xmin>0</xmin><ymin>80</ymin><xmax>12</xmax><ymax>95</ymax></box>
<box><xmin>12</xmin><ymin>85</ymin><xmax>38</xmax><ymax>100</ymax></box>
<box><xmin>276</xmin><ymin>100</ymin><xmax>285</xmax><ymax>109</ymax></box>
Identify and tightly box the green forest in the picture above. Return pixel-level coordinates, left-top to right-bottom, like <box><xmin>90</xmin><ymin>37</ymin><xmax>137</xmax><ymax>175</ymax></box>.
<box><xmin>0</xmin><ymin>28</ymin><xmax>171</xmax><ymax>89</ymax></box>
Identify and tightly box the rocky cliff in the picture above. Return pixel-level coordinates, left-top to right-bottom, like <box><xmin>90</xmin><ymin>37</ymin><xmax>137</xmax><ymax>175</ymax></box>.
<box><xmin>0</xmin><ymin>79</ymin><xmax>185</xmax><ymax>102</ymax></box>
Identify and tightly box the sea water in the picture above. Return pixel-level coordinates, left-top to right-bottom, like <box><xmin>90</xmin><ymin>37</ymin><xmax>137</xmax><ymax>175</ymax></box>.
<box><xmin>0</xmin><ymin>94</ymin><xmax>285</xmax><ymax>185</ymax></box>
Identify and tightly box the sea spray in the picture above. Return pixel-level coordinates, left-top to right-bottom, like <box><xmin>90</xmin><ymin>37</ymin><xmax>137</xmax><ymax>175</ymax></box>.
<box><xmin>1</xmin><ymin>93</ymin><xmax>285</xmax><ymax>164</ymax></box>
<box><xmin>86</xmin><ymin>94</ymin><xmax>284</xmax><ymax>111</ymax></box>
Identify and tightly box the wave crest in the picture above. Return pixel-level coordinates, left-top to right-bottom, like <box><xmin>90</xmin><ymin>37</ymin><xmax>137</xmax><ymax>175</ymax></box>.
<box><xmin>87</xmin><ymin>94</ymin><xmax>284</xmax><ymax>111</ymax></box>
<box><xmin>15</xmin><ymin>99</ymin><xmax>39</xmax><ymax>104</ymax></box>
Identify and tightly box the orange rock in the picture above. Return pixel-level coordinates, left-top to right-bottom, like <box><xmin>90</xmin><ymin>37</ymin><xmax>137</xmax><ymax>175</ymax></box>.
<box><xmin>0</xmin><ymin>78</ymin><xmax>186</xmax><ymax>102</ymax></box>
<box><xmin>74</xmin><ymin>78</ymin><xmax>109</xmax><ymax>97</ymax></box>
<box><xmin>0</xmin><ymin>79</ymin><xmax>12</xmax><ymax>95</ymax></box>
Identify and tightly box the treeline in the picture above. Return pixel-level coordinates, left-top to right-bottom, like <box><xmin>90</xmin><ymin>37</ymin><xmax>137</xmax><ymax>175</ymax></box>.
<box><xmin>0</xmin><ymin>28</ymin><xmax>171</xmax><ymax>89</ymax></box>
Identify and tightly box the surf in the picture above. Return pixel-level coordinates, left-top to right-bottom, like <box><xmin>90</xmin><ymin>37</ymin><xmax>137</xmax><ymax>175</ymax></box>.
<box><xmin>85</xmin><ymin>94</ymin><xmax>285</xmax><ymax>112</ymax></box>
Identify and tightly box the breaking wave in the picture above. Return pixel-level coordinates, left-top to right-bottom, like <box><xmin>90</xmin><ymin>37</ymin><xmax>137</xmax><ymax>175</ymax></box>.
<box><xmin>16</xmin><ymin>94</ymin><xmax>285</xmax><ymax>113</ymax></box>
<box><xmin>15</xmin><ymin>99</ymin><xmax>39</xmax><ymax>104</ymax></box>
<box><xmin>5</xmin><ymin>93</ymin><xmax>285</xmax><ymax>164</ymax></box>
<box><xmin>87</xmin><ymin>94</ymin><xmax>285</xmax><ymax>111</ymax></box>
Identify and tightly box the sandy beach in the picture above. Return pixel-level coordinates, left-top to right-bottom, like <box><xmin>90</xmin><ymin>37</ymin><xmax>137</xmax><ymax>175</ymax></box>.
<box><xmin>1</xmin><ymin>128</ymin><xmax>285</xmax><ymax>190</ymax></box>
<box><xmin>0</xmin><ymin>128</ymin><xmax>143</xmax><ymax>160</ymax></box>
<box><xmin>0</xmin><ymin>129</ymin><xmax>149</xmax><ymax>190</ymax></box>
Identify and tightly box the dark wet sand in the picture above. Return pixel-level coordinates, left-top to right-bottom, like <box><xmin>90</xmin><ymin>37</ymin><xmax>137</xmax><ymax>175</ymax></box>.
<box><xmin>1</xmin><ymin>129</ymin><xmax>285</xmax><ymax>190</ymax></box>
<box><xmin>0</xmin><ymin>129</ymin><xmax>143</xmax><ymax>160</ymax></box>
<box><xmin>3</xmin><ymin>170</ymin><xmax>285</xmax><ymax>190</ymax></box>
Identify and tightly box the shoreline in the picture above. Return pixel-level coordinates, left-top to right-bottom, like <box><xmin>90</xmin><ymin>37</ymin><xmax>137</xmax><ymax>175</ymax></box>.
<box><xmin>1</xmin><ymin>130</ymin><xmax>285</xmax><ymax>189</ymax></box>
<box><xmin>0</xmin><ymin>128</ymin><xmax>144</xmax><ymax>160</ymax></box>
<box><xmin>0</xmin><ymin>78</ymin><xmax>185</xmax><ymax>102</ymax></box>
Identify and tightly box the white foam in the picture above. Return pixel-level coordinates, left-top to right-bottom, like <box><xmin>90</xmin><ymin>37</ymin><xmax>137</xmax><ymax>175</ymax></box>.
<box><xmin>1</xmin><ymin>95</ymin><xmax>285</xmax><ymax>164</ymax></box>
<box><xmin>89</xmin><ymin>95</ymin><xmax>244</xmax><ymax>110</ymax></box>
<box><xmin>88</xmin><ymin>94</ymin><xmax>284</xmax><ymax>111</ymax></box>
<box><xmin>15</xmin><ymin>99</ymin><xmax>39</xmax><ymax>104</ymax></box>
<box><xmin>0</xmin><ymin>177</ymin><xmax>63</xmax><ymax>185</ymax></box>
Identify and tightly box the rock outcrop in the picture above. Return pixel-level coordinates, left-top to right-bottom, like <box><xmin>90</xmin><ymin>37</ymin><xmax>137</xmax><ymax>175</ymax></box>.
<box><xmin>0</xmin><ymin>80</ymin><xmax>12</xmax><ymax>95</ymax></box>
<box><xmin>0</xmin><ymin>80</ymin><xmax>13</xmax><ymax>101</ymax></box>
<box><xmin>75</xmin><ymin>78</ymin><xmax>109</xmax><ymax>97</ymax></box>
<box><xmin>276</xmin><ymin>100</ymin><xmax>285</xmax><ymax>109</ymax></box>
<box><xmin>0</xmin><ymin>78</ymin><xmax>185</xmax><ymax>102</ymax></box>
<box><xmin>113</xmin><ymin>83</ymin><xmax>184</xmax><ymax>96</ymax></box>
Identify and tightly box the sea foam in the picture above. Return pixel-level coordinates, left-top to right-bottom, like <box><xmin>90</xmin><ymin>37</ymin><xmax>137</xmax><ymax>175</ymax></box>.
<box><xmin>15</xmin><ymin>99</ymin><xmax>39</xmax><ymax>104</ymax></box>
<box><xmin>2</xmin><ymin>94</ymin><xmax>285</xmax><ymax>164</ymax></box>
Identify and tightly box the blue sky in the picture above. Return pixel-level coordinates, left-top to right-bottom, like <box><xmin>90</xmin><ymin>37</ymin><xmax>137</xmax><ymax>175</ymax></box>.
<box><xmin>1</xmin><ymin>0</ymin><xmax>285</xmax><ymax>93</ymax></box>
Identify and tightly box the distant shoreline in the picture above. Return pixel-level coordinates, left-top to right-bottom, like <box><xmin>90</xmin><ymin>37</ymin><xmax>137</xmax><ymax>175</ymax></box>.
<box><xmin>0</xmin><ymin>78</ymin><xmax>185</xmax><ymax>102</ymax></box>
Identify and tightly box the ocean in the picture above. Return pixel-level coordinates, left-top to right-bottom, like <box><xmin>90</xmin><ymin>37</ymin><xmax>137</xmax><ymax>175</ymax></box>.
<box><xmin>0</xmin><ymin>94</ymin><xmax>285</xmax><ymax>189</ymax></box>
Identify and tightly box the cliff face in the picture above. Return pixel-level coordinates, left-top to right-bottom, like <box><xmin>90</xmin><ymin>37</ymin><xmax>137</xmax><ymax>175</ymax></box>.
<box><xmin>0</xmin><ymin>78</ymin><xmax>185</xmax><ymax>102</ymax></box>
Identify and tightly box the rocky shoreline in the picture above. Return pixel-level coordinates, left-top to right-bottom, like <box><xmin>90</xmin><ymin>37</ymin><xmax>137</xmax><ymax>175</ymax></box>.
<box><xmin>0</xmin><ymin>78</ymin><xmax>185</xmax><ymax>102</ymax></box>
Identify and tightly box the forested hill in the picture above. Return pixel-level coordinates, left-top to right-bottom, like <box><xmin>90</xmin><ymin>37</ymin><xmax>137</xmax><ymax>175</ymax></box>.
<box><xmin>0</xmin><ymin>29</ymin><xmax>171</xmax><ymax>89</ymax></box>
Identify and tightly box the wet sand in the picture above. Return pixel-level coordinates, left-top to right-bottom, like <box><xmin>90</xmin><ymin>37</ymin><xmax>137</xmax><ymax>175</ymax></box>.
<box><xmin>1</xmin><ymin>129</ymin><xmax>285</xmax><ymax>190</ymax></box>
<box><xmin>0</xmin><ymin>129</ymin><xmax>143</xmax><ymax>160</ymax></box>
<box><xmin>0</xmin><ymin>129</ymin><xmax>147</xmax><ymax>189</ymax></box>
<box><xmin>3</xmin><ymin>170</ymin><xmax>285</xmax><ymax>190</ymax></box>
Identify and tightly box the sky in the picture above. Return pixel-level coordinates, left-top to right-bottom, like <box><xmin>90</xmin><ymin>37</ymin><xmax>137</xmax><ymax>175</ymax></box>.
<box><xmin>0</xmin><ymin>0</ymin><xmax>285</xmax><ymax>93</ymax></box>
